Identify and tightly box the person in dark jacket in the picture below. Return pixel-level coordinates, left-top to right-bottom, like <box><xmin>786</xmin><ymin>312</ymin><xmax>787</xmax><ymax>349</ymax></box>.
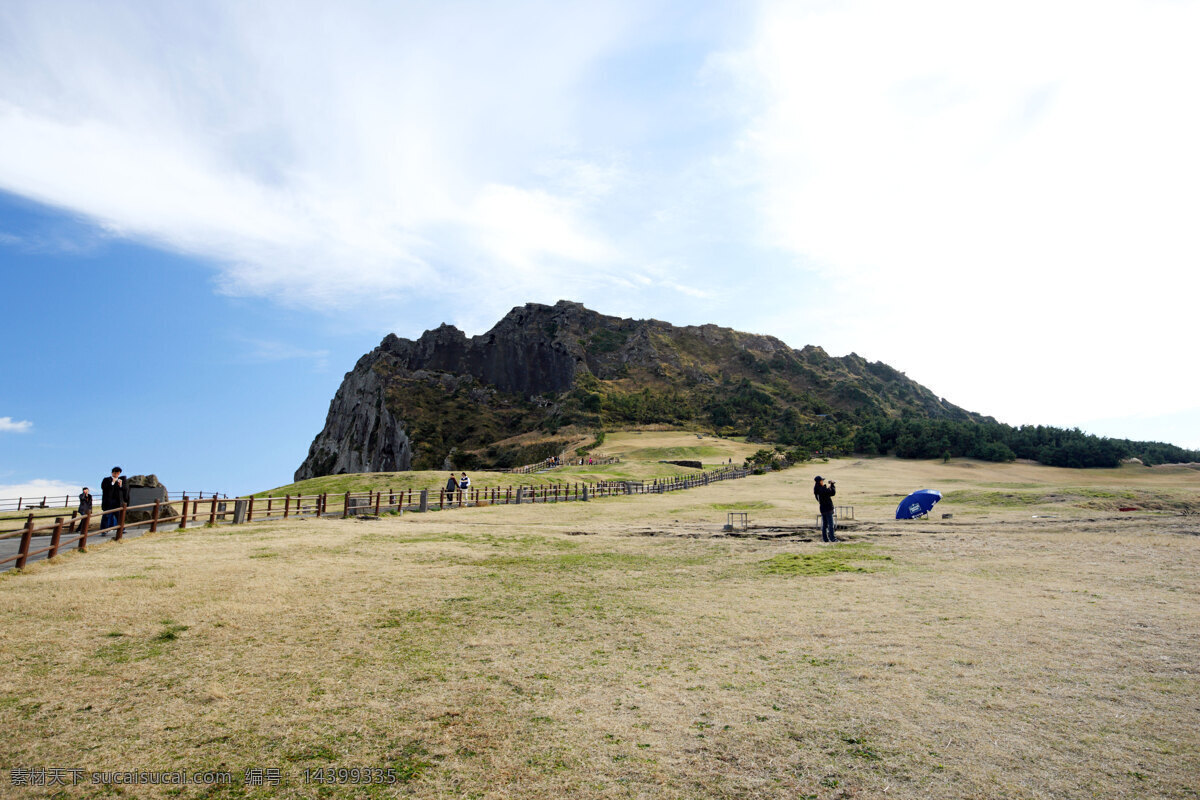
<box><xmin>445</xmin><ymin>472</ymin><xmax>460</xmax><ymax>506</ymax></box>
<box><xmin>100</xmin><ymin>466</ymin><xmax>128</xmax><ymax>535</ymax></box>
<box><xmin>814</xmin><ymin>475</ymin><xmax>839</xmax><ymax>542</ymax></box>
<box><xmin>74</xmin><ymin>487</ymin><xmax>93</xmax><ymax>533</ymax></box>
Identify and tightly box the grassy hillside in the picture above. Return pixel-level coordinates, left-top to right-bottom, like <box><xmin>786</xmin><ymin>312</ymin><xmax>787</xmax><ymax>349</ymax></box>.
<box><xmin>260</xmin><ymin>431</ymin><xmax>761</xmax><ymax>497</ymax></box>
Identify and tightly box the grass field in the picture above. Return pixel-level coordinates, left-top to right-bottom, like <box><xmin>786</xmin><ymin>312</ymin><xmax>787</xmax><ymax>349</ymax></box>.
<box><xmin>2</xmin><ymin>436</ymin><xmax>1198</xmax><ymax>799</ymax></box>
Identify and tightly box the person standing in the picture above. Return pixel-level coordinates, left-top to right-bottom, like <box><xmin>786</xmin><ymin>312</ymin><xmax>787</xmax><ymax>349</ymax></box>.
<box><xmin>445</xmin><ymin>472</ymin><xmax>460</xmax><ymax>506</ymax></box>
<box><xmin>459</xmin><ymin>472</ymin><xmax>471</xmax><ymax>500</ymax></box>
<box><xmin>814</xmin><ymin>475</ymin><xmax>839</xmax><ymax>543</ymax></box>
<box><xmin>74</xmin><ymin>487</ymin><xmax>93</xmax><ymax>533</ymax></box>
<box><xmin>100</xmin><ymin>467</ymin><xmax>128</xmax><ymax>535</ymax></box>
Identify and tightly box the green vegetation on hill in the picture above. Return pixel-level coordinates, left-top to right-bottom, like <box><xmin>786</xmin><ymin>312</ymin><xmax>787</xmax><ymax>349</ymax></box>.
<box><xmin>386</xmin><ymin>368</ymin><xmax>1199</xmax><ymax>470</ymax></box>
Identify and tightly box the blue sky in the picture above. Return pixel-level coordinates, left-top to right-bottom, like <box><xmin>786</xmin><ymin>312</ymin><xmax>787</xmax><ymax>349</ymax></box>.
<box><xmin>2</xmin><ymin>0</ymin><xmax>1198</xmax><ymax>498</ymax></box>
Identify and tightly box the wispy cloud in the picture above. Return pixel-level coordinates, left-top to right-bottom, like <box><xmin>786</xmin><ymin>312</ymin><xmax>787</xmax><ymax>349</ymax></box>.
<box><xmin>0</xmin><ymin>1</ymin><xmax>657</xmax><ymax>312</ymax></box>
<box><xmin>0</xmin><ymin>225</ymin><xmax>108</xmax><ymax>255</ymax></box>
<box><xmin>0</xmin><ymin>416</ymin><xmax>33</xmax><ymax>433</ymax></box>
<box><xmin>235</xmin><ymin>338</ymin><xmax>330</xmax><ymax>369</ymax></box>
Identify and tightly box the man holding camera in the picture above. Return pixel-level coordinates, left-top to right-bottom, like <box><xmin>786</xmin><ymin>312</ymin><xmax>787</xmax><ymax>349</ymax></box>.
<box><xmin>100</xmin><ymin>466</ymin><xmax>129</xmax><ymax>535</ymax></box>
<box><xmin>814</xmin><ymin>475</ymin><xmax>839</xmax><ymax>543</ymax></box>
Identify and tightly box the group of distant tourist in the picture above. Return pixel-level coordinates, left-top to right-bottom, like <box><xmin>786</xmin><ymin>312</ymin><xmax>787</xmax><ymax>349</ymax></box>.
<box><xmin>73</xmin><ymin>466</ymin><xmax>128</xmax><ymax>536</ymax></box>
<box><xmin>444</xmin><ymin>472</ymin><xmax>471</xmax><ymax>500</ymax></box>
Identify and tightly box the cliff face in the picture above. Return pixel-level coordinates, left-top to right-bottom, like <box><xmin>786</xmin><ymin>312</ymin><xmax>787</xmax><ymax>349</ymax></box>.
<box><xmin>296</xmin><ymin>300</ymin><xmax>985</xmax><ymax>479</ymax></box>
<box><xmin>296</xmin><ymin>362</ymin><xmax>413</xmax><ymax>480</ymax></box>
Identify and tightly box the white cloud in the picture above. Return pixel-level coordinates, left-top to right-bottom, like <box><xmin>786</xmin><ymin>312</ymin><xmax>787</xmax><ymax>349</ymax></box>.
<box><xmin>0</xmin><ymin>0</ymin><xmax>647</xmax><ymax>309</ymax></box>
<box><xmin>467</xmin><ymin>184</ymin><xmax>616</xmax><ymax>275</ymax></box>
<box><xmin>0</xmin><ymin>417</ymin><xmax>33</xmax><ymax>433</ymax></box>
<box><xmin>728</xmin><ymin>0</ymin><xmax>1200</xmax><ymax>424</ymax></box>
<box><xmin>0</xmin><ymin>479</ymin><xmax>82</xmax><ymax>505</ymax></box>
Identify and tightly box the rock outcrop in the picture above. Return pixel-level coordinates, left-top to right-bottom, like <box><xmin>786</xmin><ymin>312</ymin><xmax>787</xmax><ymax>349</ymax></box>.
<box><xmin>295</xmin><ymin>300</ymin><xmax>985</xmax><ymax>479</ymax></box>
<box><xmin>124</xmin><ymin>474</ymin><xmax>178</xmax><ymax>523</ymax></box>
<box><xmin>295</xmin><ymin>361</ymin><xmax>413</xmax><ymax>480</ymax></box>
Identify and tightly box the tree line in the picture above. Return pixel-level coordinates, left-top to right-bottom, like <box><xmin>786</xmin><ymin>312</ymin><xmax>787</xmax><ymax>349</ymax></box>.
<box><xmin>571</xmin><ymin>382</ymin><xmax>1198</xmax><ymax>468</ymax></box>
<box><xmin>777</xmin><ymin>415</ymin><xmax>1198</xmax><ymax>468</ymax></box>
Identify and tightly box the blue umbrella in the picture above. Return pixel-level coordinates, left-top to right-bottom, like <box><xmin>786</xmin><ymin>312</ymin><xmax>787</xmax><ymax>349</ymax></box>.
<box><xmin>896</xmin><ymin>489</ymin><xmax>942</xmax><ymax>520</ymax></box>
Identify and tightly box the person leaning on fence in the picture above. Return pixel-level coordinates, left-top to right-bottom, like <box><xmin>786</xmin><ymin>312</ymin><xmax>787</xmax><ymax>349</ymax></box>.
<box><xmin>814</xmin><ymin>475</ymin><xmax>839</xmax><ymax>543</ymax></box>
<box><xmin>100</xmin><ymin>467</ymin><xmax>128</xmax><ymax>535</ymax></box>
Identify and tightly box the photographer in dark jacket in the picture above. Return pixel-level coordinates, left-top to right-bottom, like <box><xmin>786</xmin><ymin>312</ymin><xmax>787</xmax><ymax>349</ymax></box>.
<box><xmin>78</xmin><ymin>487</ymin><xmax>93</xmax><ymax>516</ymax></box>
<box><xmin>814</xmin><ymin>475</ymin><xmax>839</xmax><ymax>543</ymax></box>
<box><xmin>74</xmin><ymin>487</ymin><xmax>93</xmax><ymax>533</ymax></box>
<box><xmin>100</xmin><ymin>466</ymin><xmax>128</xmax><ymax>535</ymax></box>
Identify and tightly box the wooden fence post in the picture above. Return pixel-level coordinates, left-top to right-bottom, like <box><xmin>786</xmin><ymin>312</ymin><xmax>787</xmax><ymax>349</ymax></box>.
<box><xmin>151</xmin><ymin>500</ymin><xmax>161</xmax><ymax>532</ymax></box>
<box><xmin>284</xmin><ymin>494</ymin><xmax>291</xmax><ymax>519</ymax></box>
<box><xmin>49</xmin><ymin>517</ymin><xmax>63</xmax><ymax>559</ymax></box>
<box><xmin>79</xmin><ymin>512</ymin><xmax>90</xmax><ymax>551</ymax></box>
<box><xmin>114</xmin><ymin>505</ymin><xmax>127</xmax><ymax>541</ymax></box>
<box><xmin>247</xmin><ymin>496</ymin><xmax>255</xmax><ymax>523</ymax></box>
<box><xmin>374</xmin><ymin>491</ymin><xmax>381</xmax><ymax>516</ymax></box>
<box><xmin>180</xmin><ymin>494</ymin><xmax>189</xmax><ymax>529</ymax></box>
<box><xmin>209</xmin><ymin>497</ymin><xmax>218</xmax><ymax>526</ymax></box>
<box><xmin>15</xmin><ymin>516</ymin><xmax>34</xmax><ymax>570</ymax></box>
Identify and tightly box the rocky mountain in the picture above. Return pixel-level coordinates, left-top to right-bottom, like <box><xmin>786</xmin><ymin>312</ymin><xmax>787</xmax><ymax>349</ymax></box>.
<box><xmin>296</xmin><ymin>300</ymin><xmax>987</xmax><ymax>478</ymax></box>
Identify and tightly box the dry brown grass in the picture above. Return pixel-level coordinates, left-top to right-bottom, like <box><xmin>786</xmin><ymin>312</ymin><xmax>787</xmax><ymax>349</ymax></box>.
<box><xmin>1</xmin><ymin>449</ymin><xmax>1198</xmax><ymax>799</ymax></box>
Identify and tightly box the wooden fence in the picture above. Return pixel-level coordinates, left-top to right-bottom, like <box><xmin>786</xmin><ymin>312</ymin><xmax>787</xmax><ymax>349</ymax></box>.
<box><xmin>1</xmin><ymin>466</ymin><xmax>751</xmax><ymax>571</ymax></box>
<box><xmin>507</xmin><ymin>454</ymin><xmax>621</xmax><ymax>474</ymax></box>
<box><xmin>0</xmin><ymin>490</ymin><xmax>226</xmax><ymax>513</ymax></box>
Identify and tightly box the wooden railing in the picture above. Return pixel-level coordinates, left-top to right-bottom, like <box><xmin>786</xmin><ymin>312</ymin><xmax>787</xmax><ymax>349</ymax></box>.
<box><xmin>0</xmin><ymin>490</ymin><xmax>225</xmax><ymax>513</ymax></box>
<box><xmin>507</xmin><ymin>454</ymin><xmax>621</xmax><ymax>474</ymax></box>
<box><xmin>507</xmin><ymin>454</ymin><xmax>568</xmax><ymax>474</ymax></box>
<box><xmin>1</xmin><ymin>466</ymin><xmax>751</xmax><ymax>572</ymax></box>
